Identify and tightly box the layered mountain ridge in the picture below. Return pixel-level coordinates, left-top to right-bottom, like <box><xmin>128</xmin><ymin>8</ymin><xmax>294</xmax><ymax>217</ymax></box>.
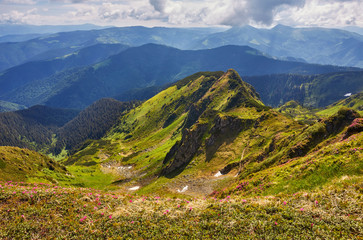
<box><xmin>0</xmin><ymin>44</ymin><xmax>359</xmax><ymax>110</ymax></box>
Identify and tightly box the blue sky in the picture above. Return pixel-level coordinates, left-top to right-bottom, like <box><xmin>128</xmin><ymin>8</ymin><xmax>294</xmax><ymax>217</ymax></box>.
<box><xmin>0</xmin><ymin>0</ymin><xmax>362</xmax><ymax>28</ymax></box>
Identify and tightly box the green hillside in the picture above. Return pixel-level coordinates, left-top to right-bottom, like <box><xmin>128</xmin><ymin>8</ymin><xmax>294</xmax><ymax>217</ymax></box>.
<box><xmin>62</xmin><ymin>70</ymin><xmax>362</xmax><ymax>197</ymax></box>
<box><xmin>0</xmin><ymin>146</ymin><xmax>68</xmax><ymax>183</ymax></box>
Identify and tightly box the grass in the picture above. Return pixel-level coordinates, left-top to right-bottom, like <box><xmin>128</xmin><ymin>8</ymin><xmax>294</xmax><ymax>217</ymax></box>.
<box><xmin>62</xmin><ymin>165</ymin><xmax>117</xmax><ymax>190</ymax></box>
<box><xmin>227</xmin><ymin>131</ymin><xmax>363</xmax><ymax>198</ymax></box>
<box><xmin>0</xmin><ymin>178</ymin><xmax>361</xmax><ymax>239</ymax></box>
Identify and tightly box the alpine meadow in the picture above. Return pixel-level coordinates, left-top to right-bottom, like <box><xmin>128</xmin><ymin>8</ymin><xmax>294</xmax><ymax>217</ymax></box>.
<box><xmin>0</xmin><ymin>0</ymin><xmax>362</xmax><ymax>239</ymax></box>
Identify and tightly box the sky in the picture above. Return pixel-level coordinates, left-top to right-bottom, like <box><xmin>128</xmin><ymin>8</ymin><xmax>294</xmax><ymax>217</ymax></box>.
<box><xmin>0</xmin><ymin>0</ymin><xmax>362</xmax><ymax>28</ymax></box>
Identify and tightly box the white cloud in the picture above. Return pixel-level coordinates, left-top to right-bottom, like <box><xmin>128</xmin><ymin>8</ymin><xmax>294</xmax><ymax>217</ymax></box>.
<box><xmin>0</xmin><ymin>8</ymin><xmax>39</xmax><ymax>24</ymax></box>
<box><xmin>0</xmin><ymin>0</ymin><xmax>361</xmax><ymax>28</ymax></box>
<box><xmin>1</xmin><ymin>0</ymin><xmax>36</xmax><ymax>4</ymax></box>
<box><xmin>275</xmin><ymin>0</ymin><xmax>363</xmax><ymax>27</ymax></box>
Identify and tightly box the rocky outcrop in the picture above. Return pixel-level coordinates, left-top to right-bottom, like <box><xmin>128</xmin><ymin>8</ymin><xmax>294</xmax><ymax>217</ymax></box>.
<box><xmin>162</xmin><ymin>122</ymin><xmax>208</xmax><ymax>176</ymax></box>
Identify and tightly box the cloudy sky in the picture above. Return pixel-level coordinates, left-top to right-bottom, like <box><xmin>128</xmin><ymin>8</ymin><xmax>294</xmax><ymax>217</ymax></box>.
<box><xmin>0</xmin><ymin>0</ymin><xmax>362</xmax><ymax>28</ymax></box>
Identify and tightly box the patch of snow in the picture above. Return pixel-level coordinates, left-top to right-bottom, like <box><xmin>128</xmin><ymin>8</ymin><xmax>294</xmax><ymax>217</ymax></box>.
<box><xmin>118</xmin><ymin>166</ymin><xmax>133</xmax><ymax>170</ymax></box>
<box><xmin>344</xmin><ymin>93</ymin><xmax>352</xmax><ymax>97</ymax></box>
<box><xmin>214</xmin><ymin>171</ymin><xmax>223</xmax><ymax>177</ymax></box>
<box><xmin>177</xmin><ymin>185</ymin><xmax>188</xmax><ymax>193</ymax></box>
<box><xmin>129</xmin><ymin>186</ymin><xmax>140</xmax><ymax>191</ymax></box>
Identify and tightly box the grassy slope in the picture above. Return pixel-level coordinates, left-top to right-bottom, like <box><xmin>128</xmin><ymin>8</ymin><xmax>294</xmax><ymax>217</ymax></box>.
<box><xmin>0</xmin><ymin>146</ymin><xmax>68</xmax><ymax>183</ymax></box>
<box><xmin>62</xmin><ymin>70</ymin><xmax>297</xmax><ymax>195</ymax></box>
<box><xmin>277</xmin><ymin>100</ymin><xmax>318</xmax><ymax>123</ymax></box>
<box><xmin>63</xmin><ymin>71</ymin><xmax>226</xmax><ymax>189</ymax></box>
<box><xmin>63</xmin><ymin>70</ymin><xmax>362</xmax><ymax>197</ymax></box>
<box><xmin>0</xmin><ymin>178</ymin><xmax>361</xmax><ymax>239</ymax></box>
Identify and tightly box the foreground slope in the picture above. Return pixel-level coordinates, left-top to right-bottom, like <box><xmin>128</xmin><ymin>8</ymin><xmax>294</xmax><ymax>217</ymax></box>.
<box><xmin>0</xmin><ymin>178</ymin><xmax>361</xmax><ymax>239</ymax></box>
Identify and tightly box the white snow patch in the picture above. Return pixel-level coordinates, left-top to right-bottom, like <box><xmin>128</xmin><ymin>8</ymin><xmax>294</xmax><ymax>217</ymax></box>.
<box><xmin>177</xmin><ymin>185</ymin><xmax>188</xmax><ymax>193</ymax></box>
<box><xmin>344</xmin><ymin>93</ymin><xmax>352</xmax><ymax>97</ymax></box>
<box><xmin>118</xmin><ymin>166</ymin><xmax>132</xmax><ymax>170</ymax></box>
<box><xmin>129</xmin><ymin>186</ymin><xmax>140</xmax><ymax>191</ymax></box>
<box><xmin>214</xmin><ymin>171</ymin><xmax>223</xmax><ymax>177</ymax></box>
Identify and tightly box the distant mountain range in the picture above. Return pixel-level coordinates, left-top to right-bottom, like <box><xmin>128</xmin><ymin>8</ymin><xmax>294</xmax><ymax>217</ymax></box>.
<box><xmin>0</xmin><ymin>43</ymin><xmax>128</xmax><ymax>100</ymax></box>
<box><xmin>0</xmin><ymin>25</ymin><xmax>362</xmax><ymax>72</ymax></box>
<box><xmin>0</xmin><ymin>26</ymin><xmax>220</xmax><ymax>72</ymax></box>
<box><xmin>194</xmin><ymin>25</ymin><xmax>363</xmax><ymax>68</ymax></box>
<box><xmin>0</xmin><ymin>44</ymin><xmax>359</xmax><ymax>109</ymax></box>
